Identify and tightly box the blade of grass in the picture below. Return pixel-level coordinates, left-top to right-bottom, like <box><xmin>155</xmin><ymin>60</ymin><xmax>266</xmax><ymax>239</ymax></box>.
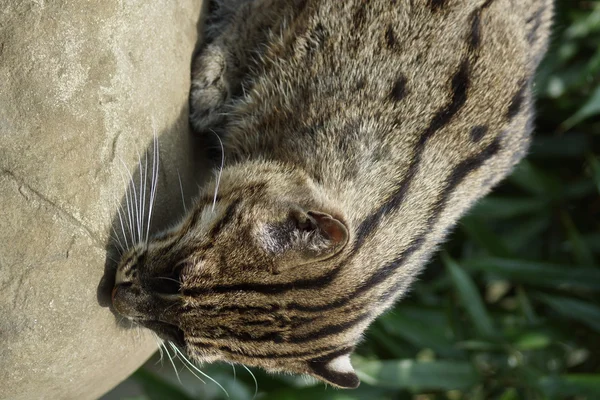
<box><xmin>132</xmin><ymin>368</ymin><xmax>196</xmax><ymax>400</ymax></box>
<box><xmin>508</xmin><ymin>160</ymin><xmax>561</xmax><ymax>196</ymax></box>
<box><xmin>528</xmin><ymin>132</ymin><xmax>589</xmax><ymax>159</ymax></box>
<box><xmin>443</xmin><ymin>253</ymin><xmax>496</xmax><ymax>339</ymax></box>
<box><xmin>379</xmin><ymin>311</ymin><xmax>462</xmax><ymax>358</ymax></box>
<box><xmin>562</xmin><ymin>84</ymin><xmax>600</xmax><ymax>130</ymax></box>
<box><xmin>560</xmin><ymin>210</ymin><xmax>597</xmax><ymax>266</ymax></box>
<box><xmin>511</xmin><ymin>331</ymin><xmax>552</xmax><ymax>351</ymax></box>
<box><xmin>538</xmin><ymin>374</ymin><xmax>600</xmax><ymax>398</ymax></box>
<box><xmin>503</xmin><ymin>215</ymin><xmax>549</xmax><ymax>255</ymax></box>
<box><xmin>460</xmin><ymin>217</ymin><xmax>512</xmax><ymax>257</ymax></box>
<box><xmin>469</xmin><ymin>197</ymin><xmax>548</xmax><ymax>219</ymax></box>
<box><xmin>366</xmin><ymin>325</ymin><xmax>414</xmax><ymax>359</ymax></box>
<box><xmin>588</xmin><ymin>154</ymin><xmax>600</xmax><ymax>194</ymax></box>
<box><xmin>463</xmin><ymin>257</ymin><xmax>600</xmax><ymax>291</ymax></box>
<box><xmin>356</xmin><ymin>358</ymin><xmax>479</xmax><ymax>391</ymax></box>
<box><xmin>534</xmin><ymin>293</ymin><xmax>600</xmax><ymax>333</ymax></box>
<box><xmin>516</xmin><ymin>285</ymin><xmax>538</xmax><ymax>323</ymax></box>
<box><xmin>259</xmin><ymin>385</ymin><xmax>390</xmax><ymax>400</ymax></box>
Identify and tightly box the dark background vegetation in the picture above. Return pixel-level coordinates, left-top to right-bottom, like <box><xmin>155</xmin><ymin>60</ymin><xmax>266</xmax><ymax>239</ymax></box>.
<box><xmin>105</xmin><ymin>1</ymin><xmax>600</xmax><ymax>398</ymax></box>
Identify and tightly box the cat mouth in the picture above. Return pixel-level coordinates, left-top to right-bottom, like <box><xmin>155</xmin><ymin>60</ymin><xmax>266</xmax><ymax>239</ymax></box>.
<box><xmin>111</xmin><ymin>284</ymin><xmax>186</xmax><ymax>347</ymax></box>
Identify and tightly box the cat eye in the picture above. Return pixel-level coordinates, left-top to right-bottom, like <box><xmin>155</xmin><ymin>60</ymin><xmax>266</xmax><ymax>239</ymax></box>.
<box><xmin>150</xmin><ymin>264</ymin><xmax>185</xmax><ymax>295</ymax></box>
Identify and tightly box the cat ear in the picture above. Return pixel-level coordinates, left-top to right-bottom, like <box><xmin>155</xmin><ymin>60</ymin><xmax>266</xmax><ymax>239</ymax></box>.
<box><xmin>307</xmin><ymin>353</ymin><xmax>360</xmax><ymax>389</ymax></box>
<box><xmin>269</xmin><ymin>209</ymin><xmax>349</xmax><ymax>266</ymax></box>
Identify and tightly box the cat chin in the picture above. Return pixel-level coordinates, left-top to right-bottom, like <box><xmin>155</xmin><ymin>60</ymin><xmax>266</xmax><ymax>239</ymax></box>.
<box><xmin>138</xmin><ymin>319</ymin><xmax>186</xmax><ymax>348</ymax></box>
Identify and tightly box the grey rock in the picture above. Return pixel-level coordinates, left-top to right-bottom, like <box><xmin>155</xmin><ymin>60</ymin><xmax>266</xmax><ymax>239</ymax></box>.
<box><xmin>0</xmin><ymin>1</ymin><xmax>207</xmax><ymax>398</ymax></box>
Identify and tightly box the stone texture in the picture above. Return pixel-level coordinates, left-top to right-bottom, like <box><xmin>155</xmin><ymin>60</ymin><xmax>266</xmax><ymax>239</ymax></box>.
<box><xmin>0</xmin><ymin>1</ymin><xmax>206</xmax><ymax>398</ymax></box>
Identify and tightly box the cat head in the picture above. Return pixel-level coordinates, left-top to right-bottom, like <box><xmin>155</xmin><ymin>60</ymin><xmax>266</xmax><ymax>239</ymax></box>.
<box><xmin>112</xmin><ymin>161</ymin><xmax>362</xmax><ymax>388</ymax></box>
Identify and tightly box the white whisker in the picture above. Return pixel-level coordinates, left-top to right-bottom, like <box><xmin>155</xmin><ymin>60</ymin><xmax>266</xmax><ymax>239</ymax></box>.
<box><xmin>120</xmin><ymin>158</ymin><xmax>142</xmax><ymax>244</ymax></box>
<box><xmin>118</xmin><ymin>164</ymin><xmax>136</xmax><ymax>244</ymax></box>
<box><xmin>137</xmin><ymin>150</ymin><xmax>147</xmax><ymax>245</ymax></box>
<box><xmin>177</xmin><ymin>169</ymin><xmax>187</xmax><ymax>214</ymax></box>
<box><xmin>163</xmin><ymin>343</ymin><xmax>182</xmax><ymax>384</ymax></box>
<box><xmin>170</xmin><ymin>343</ymin><xmax>232</xmax><ymax>396</ymax></box>
<box><xmin>150</xmin><ymin>332</ymin><xmax>164</xmax><ymax>365</ymax></box>
<box><xmin>110</xmin><ymin>225</ymin><xmax>125</xmax><ymax>254</ymax></box>
<box><xmin>115</xmin><ymin>200</ymin><xmax>130</xmax><ymax>250</ymax></box>
<box><xmin>169</xmin><ymin>343</ymin><xmax>207</xmax><ymax>385</ymax></box>
<box><xmin>230</xmin><ymin>362</ymin><xmax>237</xmax><ymax>382</ymax></box>
<box><xmin>142</xmin><ymin>150</ymin><xmax>149</xmax><ymax>241</ymax></box>
<box><xmin>243</xmin><ymin>364</ymin><xmax>258</xmax><ymax>400</ymax></box>
<box><xmin>146</xmin><ymin>128</ymin><xmax>159</xmax><ymax>243</ymax></box>
<box><xmin>105</xmin><ymin>253</ymin><xmax>120</xmax><ymax>264</ymax></box>
<box><xmin>210</xmin><ymin>130</ymin><xmax>225</xmax><ymax>213</ymax></box>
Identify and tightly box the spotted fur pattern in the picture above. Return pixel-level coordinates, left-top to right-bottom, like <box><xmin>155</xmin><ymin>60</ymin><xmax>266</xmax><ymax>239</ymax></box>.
<box><xmin>113</xmin><ymin>0</ymin><xmax>553</xmax><ymax>388</ymax></box>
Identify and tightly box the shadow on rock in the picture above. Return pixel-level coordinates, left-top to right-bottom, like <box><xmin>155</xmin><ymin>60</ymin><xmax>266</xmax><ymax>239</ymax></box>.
<box><xmin>96</xmin><ymin>104</ymin><xmax>215</xmax><ymax>325</ymax></box>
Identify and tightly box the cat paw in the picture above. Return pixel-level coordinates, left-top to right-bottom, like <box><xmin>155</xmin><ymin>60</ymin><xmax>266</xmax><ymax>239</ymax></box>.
<box><xmin>189</xmin><ymin>45</ymin><xmax>229</xmax><ymax>134</ymax></box>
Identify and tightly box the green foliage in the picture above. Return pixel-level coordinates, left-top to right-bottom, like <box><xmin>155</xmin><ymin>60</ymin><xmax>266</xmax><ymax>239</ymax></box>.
<box><xmin>106</xmin><ymin>1</ymin><xmax>600</xmax><ymax>398</ymax></box>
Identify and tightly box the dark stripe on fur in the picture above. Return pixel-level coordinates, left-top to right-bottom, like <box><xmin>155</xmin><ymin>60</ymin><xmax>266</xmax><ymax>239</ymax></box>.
<box><xmin>185</xmin><ymin>22</ymin><xmax>482</xmax><ymax>298</ymax></box>
<box><xmin>385</xmin><ymin>25</ymin><xmax>397</xmax><ymax>49</ymax></box>
<box><xmin>427</xmin><ymin>0</ymin><xmax>447</xmax><ymax>12</ymax></box>
<box><xmin>526</xmin><ymin>4</ymin><xmax>546</xmax><ymax>44</ymax></box>
<box><xmin>289</xmin><ymin>313</ymin><xmax>370</xmax><ymax>343</ymax></box>
<box><xmin>289</xmin><ymin>137</ymin><xmax>502</xmax><ymax>313</ymax></box>
<box><xmin>506</xmin><ymin>81</ymin><xmax>527</xmax><ymax>120</ymax></box>
<box><xmin>469</xmin><ymin>1</ymin><xmax>495</xmax><ymax>51</ymax></box>
<box><xmin>470</xmin><ymin>125</ymin><xmax>488</xmax><ymax>142</ymax></box>
<box><xmin>209</xmin><ymin>198</ymin><xmax>242</xmax><ymax>239</ymax></box>
<box><xmin>352</xmin><ymin>1</ymin><xmax>368</xmax><ymax>30</ymax></box>
<box><xmin>192</xmin><ymin>341</ymin><xmax>347</xmax><ymax>360</ymax></box>
<box><xmin>183</xmin><ymin>267</ymin><xmax>339</xmax><ymax>296</ymax></box>
<box><xmin>353</xmin><ymin>0</ymin><xmax>497</xmax><ymax>253</ymax></box>
<box><xmin>354</xmin><ymin>57</ymin><xmax>471</xmax><ymax>251</ymax></box>
<box><xmin>185</xmin><ymin>136</ymin><xmax>502</xmax><ymax>318</ymax></box>
<box><xmin>389</xmin><ymin>75</ymin><xmax>408</xmax><ymax>101</ymax></box>
<box><xmin>183</xmin><ymin>0</ymin><xmax>500</xmax><ymax>301</ymax></box>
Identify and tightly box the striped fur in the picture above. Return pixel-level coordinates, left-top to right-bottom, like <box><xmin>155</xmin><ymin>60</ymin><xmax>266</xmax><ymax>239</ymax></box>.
<box><xmin>113</xmin><ymin>0</ymin><xmax>553</xmax><ymax>388</ymax></box>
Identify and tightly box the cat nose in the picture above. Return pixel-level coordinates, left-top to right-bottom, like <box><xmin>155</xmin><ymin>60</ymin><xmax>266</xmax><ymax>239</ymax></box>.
<box><xmin>112</xmin><ymin>283</ymin><xmax>137</xmax><ymax>317</ymax></box>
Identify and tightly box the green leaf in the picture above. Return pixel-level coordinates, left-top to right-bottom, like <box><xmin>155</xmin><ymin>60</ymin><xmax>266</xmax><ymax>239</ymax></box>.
<box><xmin>581</xmin><ymin>233</ymin><xmax>600</xmax><ymax>253</ymax></box>
<box><xmin>460</xmin><ymin>217</ymin><xmax>512</xmax><ymax>257</ymax></box>
<box><xmin>511</xmin><ymin>331</ymin><xmax>552</xmax><ymax>350</ymax></box>
<box><xmin>469</xmin><ymin>197</ymin><xmax>548</xmax><ymax>219</ymax></box>
<box><xmin>379</xmin><ymin>310</ymin><xmax>461</xmax><ymax>357</ymax></box>
<box><xmin>529</xmin><ymin>133</ymin><xmax>589</xmax><ymax>159</ymax></box>
<box><xmin>366</xmin><ymin>325</ymin><xmax>413</xmax><ymax>359</ymax></box>
<box><xmin>565</xmin><ymin>4</ymin><xmax>600</xmax><ymax>39</ymax></box>
<box><xmin>589</xmin><ymin>154</ymin><xmax>600</xmax><ymax>195</ymax></box>
<box><xmin>534</xmin><ymin>293</ymin><xmax>600</xmax><ymax>333</ymax></box>
<box><xmin>259</xmin><ymin>385</ymin><xmax>390</xmax><ymax>400</ymax></box>
<box><xmin>456</xmin><ymin>340</ymin><xmax>503</xmax><ymax>351</ymax></box>
<box><xmin>464</xmin><ymin>257</ymin><xmax>600</xmax><ymax>291</ymax></box>
<box><xmin>503</xmin><ymin>215</ymin><xmax>549</xmax><ymax>255</ymax></box>
<box><xmin>539</xmin><ymin>374</ymin><xmax>600</xmax><ymax>398</ymax></box>
<box><xmin>132</xmin><ymin>368</ymin><xmax>196</xmax><ymax>400</ymax></box>
<box><xmin>508</xmin><ymin>160</ymin><xmax>561</xmax><ymax>196</ymax></box>
<box><xmin>498</xmin><ymin>388</ymin><xmax>520</xmax><ymax>400</ymax></box>
<box><xmin>560</xmin><ymin>211</ymin><xmax>597</xmax><ymax>266</ymax></box>
<box><xmin>562</xmin><ymin>85</ymin><xmax>600</xmax><ymax>130</ymax></box>
<box><xmin>516</xmin><ymin>286</ymin><xmax>538</xmax><ymax>323</ymax></box>
<box><xmin>356</xmin><ymin>358</ymin><xmax>479</xmax><ymax>391</ymax></box>
<box><xmin>443</xmin><ymin>254</ymin><xmax>496</xmax><ymax>338</ymax></box>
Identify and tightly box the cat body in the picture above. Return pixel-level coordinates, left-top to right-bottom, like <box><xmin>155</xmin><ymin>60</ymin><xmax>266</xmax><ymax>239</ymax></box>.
<box><xmin>113</xmin><ymin>0</ymin><xmax>553</xmax><ymax>388</ymax></box>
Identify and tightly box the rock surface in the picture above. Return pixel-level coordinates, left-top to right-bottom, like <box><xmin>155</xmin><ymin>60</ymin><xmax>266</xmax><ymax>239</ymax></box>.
<box><xmin>0</xmin><ymin>1</ymin><xmax>206</xmax><ymax>398</ymax></box>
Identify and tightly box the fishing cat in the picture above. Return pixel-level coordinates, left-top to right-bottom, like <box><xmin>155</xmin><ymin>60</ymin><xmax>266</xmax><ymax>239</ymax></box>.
<box><xmin>112</xmin><ymin>0</ymin><xmax>553</xmax><ymax>388</ymax></box>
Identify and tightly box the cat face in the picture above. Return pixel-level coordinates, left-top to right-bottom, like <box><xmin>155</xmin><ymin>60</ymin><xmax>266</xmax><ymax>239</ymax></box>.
<box><xmin>112</xmin><ymin>166</ymin><xmax>361</xmax><ymax>388</ymax></box>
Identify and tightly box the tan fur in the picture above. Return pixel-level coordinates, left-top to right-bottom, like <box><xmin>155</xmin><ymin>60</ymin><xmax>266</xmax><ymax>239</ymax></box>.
<box><xmin>113</xmin><ymin>0</ymin><xmax>553</xmax><ymax>388</ymax></box>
